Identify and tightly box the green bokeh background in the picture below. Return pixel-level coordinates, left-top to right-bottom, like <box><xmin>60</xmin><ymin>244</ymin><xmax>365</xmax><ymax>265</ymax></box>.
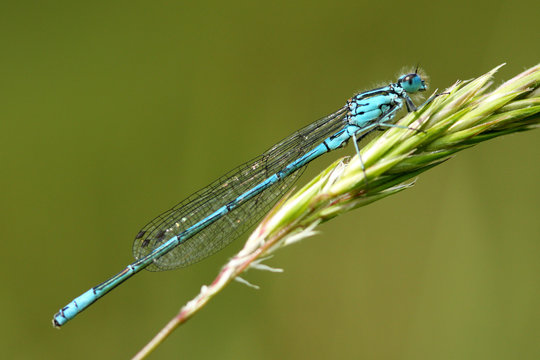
<box><xmin>1</xmin><ymin>1</ymin><xmax>539</xmax><ymax>359</ymax></box>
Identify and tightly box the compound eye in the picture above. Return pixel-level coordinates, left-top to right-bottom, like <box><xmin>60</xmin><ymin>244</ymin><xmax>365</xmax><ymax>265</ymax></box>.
<box><xmin>399</xmin><ymin>73</ymin><xmax>425</xmax><ymax>93</ymax></box>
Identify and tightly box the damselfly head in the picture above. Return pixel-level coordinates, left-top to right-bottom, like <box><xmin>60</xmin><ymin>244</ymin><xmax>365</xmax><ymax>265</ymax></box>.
<box><xmin>397</xmin><ymin>73</ymin><xmax>427</xmax><ymax>93</ymax></box>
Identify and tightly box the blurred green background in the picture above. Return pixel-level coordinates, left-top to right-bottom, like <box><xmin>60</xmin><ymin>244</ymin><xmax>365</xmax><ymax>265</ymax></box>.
<box><xmin>1</xmin><ymin>1</ymin><xmax>539</xmax><ymax>359</ymax></box>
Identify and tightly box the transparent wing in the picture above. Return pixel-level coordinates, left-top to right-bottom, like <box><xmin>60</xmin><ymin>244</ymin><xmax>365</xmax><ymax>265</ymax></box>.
<box><xmin>133</xmin><ymin>106</ymin><xmax>348</xmax><ymax>271</ymax></box>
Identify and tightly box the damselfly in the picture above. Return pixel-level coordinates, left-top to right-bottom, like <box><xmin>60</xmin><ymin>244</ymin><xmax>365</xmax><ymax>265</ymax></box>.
<box><xmin>53</xmin><ymin>71</ymin><xmax>427</xmax><ymax>327</ymax></box>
